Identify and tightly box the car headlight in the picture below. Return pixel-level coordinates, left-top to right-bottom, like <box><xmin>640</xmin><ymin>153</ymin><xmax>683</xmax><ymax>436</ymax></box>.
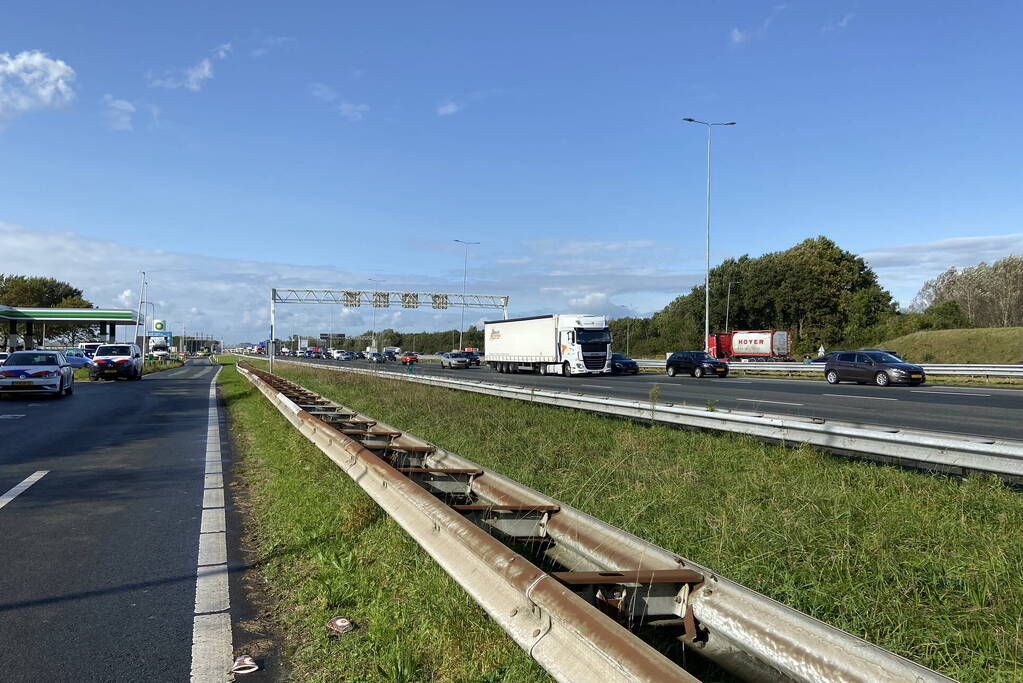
<box><xmin>891</xmin><ymin>368</ymin><xmax>907</xmax><ymax>374</ymax></box>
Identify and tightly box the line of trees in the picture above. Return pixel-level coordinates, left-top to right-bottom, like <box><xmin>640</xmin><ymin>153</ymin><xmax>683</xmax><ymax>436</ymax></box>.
<box><xmin>0</xmin><ymin>274</ymin><xmax>96</xmax><ymax>347</ymax></box>
<box><xmin>287</xmin><ymin>326</ymin><xmax>485</xmax><ymax>353</ymax></box>
<box><xmin>912</xmin><ymin>255</ymin><xmax>1023</xmax><ymax>328</ymax></box>
<box><xmin>607</xmin><ymin>237</ymin><xmax>1019</xmax><ymax>358</ymax></box>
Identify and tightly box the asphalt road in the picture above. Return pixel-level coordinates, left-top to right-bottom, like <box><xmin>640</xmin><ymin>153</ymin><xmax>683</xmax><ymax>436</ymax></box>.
<box><xmin>290</xmin><ymin>357</ymin><xmax>1022</xmax><ymax>441</ymax></box>
<box><xmin>0</xmin><ymin>359</ymin><xmax>232</xmax><ymax>681</ymax></box>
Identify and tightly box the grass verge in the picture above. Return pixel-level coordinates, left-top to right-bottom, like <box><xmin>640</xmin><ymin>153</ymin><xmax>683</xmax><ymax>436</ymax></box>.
<box><xmin>881</xmin><ymin>327</ymin><xmax>1023</xmax><ymax>364</ymax></box>
<box><xmin>244</xmin><ymin>356</ymin><xmax>1023</xmax><ymax>682</ymax></box>
<box><xmin>217</xmin><ymin>357</ymin><xmax>547</xmax><ymax>682</ymax></box>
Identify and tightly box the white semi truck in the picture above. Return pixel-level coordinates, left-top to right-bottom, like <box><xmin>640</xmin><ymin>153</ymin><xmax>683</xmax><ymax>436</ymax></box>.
<box><xmin>484</xmin><ymin>314</ymin><xmax>612</xmax><ymax>376</ymax></box>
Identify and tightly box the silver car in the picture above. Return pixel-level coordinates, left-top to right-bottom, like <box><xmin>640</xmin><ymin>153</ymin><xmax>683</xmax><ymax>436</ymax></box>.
<box><xmin>441</xmin><ymin>352</ymin><xmax>471</xmax><ymax>369</ymax></box>
<box><xmin>368</xmin><ymin>353</ymin><xmax>386</xmax><ymax>363</ymax></box>
<box><xmin>0</xmin><ymin>350</ymin><xmax>75</xmax><ymax>398</ymax></box>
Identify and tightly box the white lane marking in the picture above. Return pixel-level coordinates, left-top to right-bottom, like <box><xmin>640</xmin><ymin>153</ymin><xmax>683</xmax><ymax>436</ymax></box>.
<box><xmin>0</xmin><ymin>471</ymin><xmax>49</xmax><ymax>510</ymax></box>
<box><xmin>580</xmin><ymin>384</ymin><xmax>613</xmax><ymax>389</ymax></box>
<box><xmin>190</xmin><ymin>367</ymin><xmax>232</xmax><ymax>681</ymax></box>
<box><xmin>736</xmin><ymin>398</ymin><xmax>804</xmax><ymax>406</ymax></box>
<box><xmin>0</xmin><ymin>415</ymin><xmax>26</xmax><ymax>419</ymax></box>
<box><xmin>716</xmin><ymin>379</ymin><xmax>754</xmax><ymax>384</ymax></box>
<box><xmin>823</xmin><ymin>393</ymin><xmax>898</xmax><ymax>401</ymax></box>
<box><xmin>911</xmin><ymin>390</ymin><xmax>991</xmax><ymax>397</ymax></box>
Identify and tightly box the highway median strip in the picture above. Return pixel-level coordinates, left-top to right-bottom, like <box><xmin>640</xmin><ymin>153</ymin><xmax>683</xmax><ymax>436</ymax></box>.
<box><xmin>227</xmin><ymin>355</ymin><xmax>1023</xmax><ymax>681</ymax></box>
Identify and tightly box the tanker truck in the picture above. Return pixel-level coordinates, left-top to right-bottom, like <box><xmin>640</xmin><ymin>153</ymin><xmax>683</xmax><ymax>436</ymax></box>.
<box><xmin>484</xmin><ymin>314</ymin><xmax>612</xmax><ymax>376</ymax></box>
<box><xmin>706</xmin><ymin>330</ymin><xmax>792</xmax><ymax>361</ymax></box>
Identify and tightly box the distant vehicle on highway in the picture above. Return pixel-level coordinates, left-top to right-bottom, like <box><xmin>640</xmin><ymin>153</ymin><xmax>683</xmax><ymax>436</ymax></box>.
<box><xmin>0</xmin><ymin>350</ymin><xmax>75</xmax><ymax>397</ymax></box>
<box><xmin>368</xmin><ymin>352</ymin><xmax>386</xmax><ymax>363</ymax></box>
<box><xmin>825</xmin><ymin>351</ymin><xmax>924</xmax><ymax>386</ymax></box>
<box><xmin>441</xmin><ymin>352</ymin><xmax>472</xmax><ymax>369</ymax></box>
<box><xmin>610</xmin><ymin>353</ymin><xmax>639</xmax><ymax>375</ymax></box>
<box><xmin>666</xmin><ymin>351</ymin><xmax>729</xmax><ymax>378</ymax></box>
<box><xmin>62</xmin><ymin>348</ymin><xmax>93</xmax><ymax>368</ymax></box>
<box><xmin>707</xmin><ymin>330</ymin><xmax>792</xmax><ymax>361</ymax></box>
<box><xmin>90</xmin><ymin>343</ymin><xmax>144</xmax><ymax>381</ymax></box>
<box><xmin>484</xmin><ymin>314</ymin><xmax>612</xmax><ymax>376</ymax></box>
<box><xmin>382</xmin><ymin>350</ymin><xmax>397</xmax><ymax>362</ymax></box>
<box><xmin>400</xmin><ymin>352</ymin><xmax>419</xmax><ymax>365</ymax></box>
<box><xmin>77</xmin><ymin>342</ymin><xmax>103</xmax><ymax>358</ymax></box>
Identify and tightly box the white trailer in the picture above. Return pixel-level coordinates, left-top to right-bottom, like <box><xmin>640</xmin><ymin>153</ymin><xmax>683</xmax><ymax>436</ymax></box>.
<box><xmin>484</xmin><ymin>314</ymin><xmax>612</xmax><ymax>376</ymax></box>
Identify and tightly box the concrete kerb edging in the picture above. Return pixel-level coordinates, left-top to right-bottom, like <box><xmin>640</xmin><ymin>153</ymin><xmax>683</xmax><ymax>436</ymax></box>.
<box><xmin>235</xmin><ymin>364</ymin><xmax>695</xmax><ymax>683</ymax></box>
<box><xmin>234</xmin><ymin>361</ymin><xmax>955</xmax><ymax>683</ymax></box>
<box><xmin>262</xmin><ymin>357</ymin><xmax>1023</xmax><ymax>481</ymax></box>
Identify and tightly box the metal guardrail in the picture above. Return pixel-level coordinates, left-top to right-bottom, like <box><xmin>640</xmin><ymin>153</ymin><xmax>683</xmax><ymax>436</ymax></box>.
<box><xmin>633</xmin><ymin>359</ymin><xmax>1023</xmax><ymax>378</ymax></box>
<box><xmin>236</xmin><ymin>361</ymin><xmax>954</xmax><ymax>683</ymax></box>
<box><xmin>260</xmin><ymin>356</ymin><xmax>1023</xmax><ymax>481</ymax></box>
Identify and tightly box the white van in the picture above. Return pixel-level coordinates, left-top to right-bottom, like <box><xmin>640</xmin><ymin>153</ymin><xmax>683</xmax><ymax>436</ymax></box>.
<box><xmin>89</xmin><ymin>343</ymin><xmax>144</xmax><ymax>381</ymax></box>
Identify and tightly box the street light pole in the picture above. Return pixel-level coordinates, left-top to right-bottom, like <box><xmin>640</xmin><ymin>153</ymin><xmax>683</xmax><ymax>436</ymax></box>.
<box><xmin>454</xmin><ymin>239</ymin><xmax>480</xmax><ymax>351</ymax></box>
<box><xmin>683</xmin><ymin>117</ymin><xmax>735</xmax><ymax>352</ymax></box>
<box><xmin>133</xmin><ymin>271</ymin><xmax>146</xmax><ymax>348</ymax></box>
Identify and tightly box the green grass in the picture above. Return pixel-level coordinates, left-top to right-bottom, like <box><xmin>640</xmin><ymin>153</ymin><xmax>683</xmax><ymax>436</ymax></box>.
<box><xmin>880</xmin><ymin>327</ymin><xmax>1023</xmax><ymax>364</ymax></box>
<box><xmin>216</xmin><ymin>357</ymin><xmax>546</xmax><ymax>683</ymax></box>
<box><xmin>73</xmin><ymin>358</ymin><xmax>185</xmax><ymax>381</ymax></box>
<box><xmin>238</xmin><ymin>355</ymin><xmax>1023</xmax><ymax>682</ymax></box>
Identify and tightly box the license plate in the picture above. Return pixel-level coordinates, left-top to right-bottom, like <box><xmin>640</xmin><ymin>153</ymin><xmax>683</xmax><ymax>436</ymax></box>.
<box><xmin>13</xmin><ymin>381</ymin><xmax>33</xmax><ymax>386</ymax></box>
<box><xmin>715</xmin><ymin>368</ymin><xmax>727</xmax><ymax>373</ymax></box>
<box><xmin>911</xmin><ymin>374</ymin><xmax>922</xmax><ymax>379</ymax></box>
<box><xmin>104</xmin><ymin>369</ymin><xmax>118</xmax><ymax>374</ymax></box>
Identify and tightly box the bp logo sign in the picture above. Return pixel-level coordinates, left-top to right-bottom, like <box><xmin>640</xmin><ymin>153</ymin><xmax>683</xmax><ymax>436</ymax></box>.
<box><xmin>153</xmin><ymin>320</ymin><xmax>166</xmax><ymax>331</ymax></box>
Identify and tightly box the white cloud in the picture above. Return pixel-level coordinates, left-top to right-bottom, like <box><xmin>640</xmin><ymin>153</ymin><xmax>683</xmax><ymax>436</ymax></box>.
<box><xmin>337</xmin><ymin>102</ymin><xmax>369</xmax><ymax>121</ymax></box>
<box><xmin>250</xmin><ymin>36</ymin><xmax>294</xmax><ymax>58</ymax></box>
<box><xmin>149</xmin><ymin>43</ymin><xmax>228</xmax><ymax>91</ymax></box>
<box><xmin>436</xmin><ymin>101</ymin><xmax>461</xmax><ymax>116</ymax></box>
<box><xmin>102</xmin><ymin>94</ymin><xmax>135</xmax><ymax>131</ymax></box>
<box><xmin>0</xmin><ymin>221</ymin><xmax>698</xmax><ymax>343</ymax></box>
<box><xmin>862</xmin><ymin>233</ymin><xmax>1023</xmax><ymax>306</ymax></box>
<box><xmin>309</xmin><ymin>82</ymin><xmax>337</xmax><ymax>102</ymax></box>
<box><xmin>730</xmin><ymin>4</ymin><xmax>788</xmax><ymax>46</ymax></box>
<box><xmin>0</xmin><ymin>50</ymin><xmax>76</xmax><ymax>122</ymax></box>
<box><xmin>822</xmin><ymin>13</ymin><xmax>854</xmax><ymax>33</ymax></box>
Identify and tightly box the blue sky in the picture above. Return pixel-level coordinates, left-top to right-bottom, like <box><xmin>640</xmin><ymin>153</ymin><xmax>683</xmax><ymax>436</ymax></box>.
<box><xmin>2</xmin><ymin>2</ymin><xmax>1021</xmax><ymax>342</ymax></box>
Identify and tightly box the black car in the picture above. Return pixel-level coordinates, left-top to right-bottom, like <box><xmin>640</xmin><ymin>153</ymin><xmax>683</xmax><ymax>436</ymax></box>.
<box><xmin>610</xmin><ymin>353</ymin><xmax>639</xmax><ymax>375</ymax></box>
<box><xmin>382</xmin><ymin>351</ymin><xmax>397</xmax><ymax>362</ymax></box>
<box><xmin>465</xmin><ymin>352</ymin><xmax>481</xmax><ymax>367</ymax></box>
<box><xmin>665</xmin><ymin>351</ymin><xmax>728</xmax><ymax>378</ymax></box>
<box><xmin>824</xmin><ymin>351</ymin><xmax>925</xmax><ymax>386</ymax></box>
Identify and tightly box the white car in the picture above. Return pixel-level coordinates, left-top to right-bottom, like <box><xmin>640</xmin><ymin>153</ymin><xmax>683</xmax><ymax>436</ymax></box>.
<box><xmin>0</xmin><ymin>350</ymin><xmax>75</xmax><ymax>398</ymax></box>
<box><xmin>89</xmin><ymin>343</ymin><xmax>144</xmax><ymax>381</ymax></box>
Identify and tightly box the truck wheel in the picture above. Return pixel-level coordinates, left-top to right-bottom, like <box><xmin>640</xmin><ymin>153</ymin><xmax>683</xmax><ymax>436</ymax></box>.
<box><xmin>537</xmin><ymin>364</ymin><xmax>546</xmax><ymax>376</ymax></box>
<box><xmin>666</xmin><ymin>366</ymin><xmax>676</xmax><ymax>377</ymax></box>
<box><xmin>875</xmin><ymin>372</ymin><xmax>890</xmax><ymax>387</ymax></box>
<box><xmin>693</xmin><ymin>367</ymin><xmax>705</xmax><ymax>378</ymax></box>
<box><xmin>562</xmin><ymin>362</ymin><xmax>571</xmax><ymax>377</ymax></box>
<box><xmin>826</xmin><ymin>370</ymin><xmax>840</xmax><ymax>384</ymax></box>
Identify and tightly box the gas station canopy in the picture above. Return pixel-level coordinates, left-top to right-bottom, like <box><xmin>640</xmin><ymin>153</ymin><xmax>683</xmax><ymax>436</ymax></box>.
<box><xmin>0</xmin><ymin>306</ymin><xmax>138</xmax><ymax>325</ymax></box>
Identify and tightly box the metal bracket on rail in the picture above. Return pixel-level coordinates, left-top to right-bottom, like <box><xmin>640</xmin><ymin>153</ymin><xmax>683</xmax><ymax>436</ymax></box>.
<box><xmin>551</xmin><ymin>569</ymin><xmax>705</xmax><ymax>639</ymax></box>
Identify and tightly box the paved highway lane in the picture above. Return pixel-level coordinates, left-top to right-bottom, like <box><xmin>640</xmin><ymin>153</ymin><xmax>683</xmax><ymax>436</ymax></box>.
<box><xmin>0</xmin><ymin>359</ymin><xmax>234</xmax><ymax>681</ymax></box>
<box><xmin>289</xmin><ymin>358</ymin><xmax>1022</xmax><ymax>441</ymax></box>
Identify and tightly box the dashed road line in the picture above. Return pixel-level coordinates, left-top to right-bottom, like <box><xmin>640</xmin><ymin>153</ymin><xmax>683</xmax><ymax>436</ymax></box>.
<box><xmin>0</xmin><ymin>471</ymin><xmax>49</xmax><ymax>511</ymax></box>
<box><xmin>822</xmin><ymin>393</ymin><xmax>898</xmax><ymax>401</ymax></box>
<box><xmin>580</xmin><ymin>384</ymin><xmax>614</xmax><ymax>389</ymax></box>
<box><xmin>190</xmin><ymin>367</ymin><xmax>232</xmax><ymax>682</ymax></box>
<box><xmin>911</xmin><ymin>390</ymin><xmax>991</xmax><ymax>397</ymax></box>
<box><xmin>736</xmin><ymin>398</ymin><xmax>804</xmax><ymax>406</ymax></box>
<box><xmin>0</xmin><ymin>415</ymin><xmax>26</xmax><ymax>420</ymax></box>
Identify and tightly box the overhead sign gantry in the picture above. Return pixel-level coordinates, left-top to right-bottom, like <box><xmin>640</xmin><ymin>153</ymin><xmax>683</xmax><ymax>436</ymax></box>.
<box><xmin>268</xmin><ymin>288</ymin><xmax>509</xmax><ymax>371</ymax></box>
